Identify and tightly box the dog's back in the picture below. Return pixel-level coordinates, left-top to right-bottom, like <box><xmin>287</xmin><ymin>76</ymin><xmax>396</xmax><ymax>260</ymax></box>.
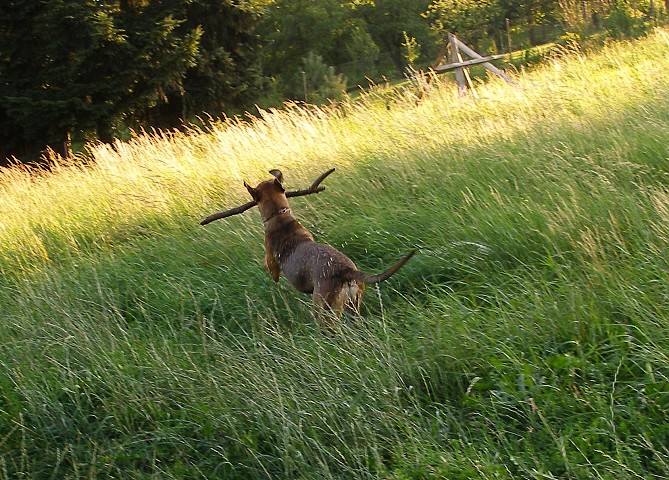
<box><xmin>280</xmin><ymin>241</ymin><xmax>365</xmax><ymax>317</ymax></box>
<box><xmin>281</xmin><ymin>241</ymin><xmax>359</xmax><ymax>293</ymax></box>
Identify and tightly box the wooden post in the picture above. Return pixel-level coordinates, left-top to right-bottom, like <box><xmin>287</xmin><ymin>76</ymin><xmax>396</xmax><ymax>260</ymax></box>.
<box><xmin>301</xmin><ymin>71</ymin><xmax>308</xmax><ymax>102</ymax></box>
<box><xmin>506</xmin><ymin>18</ymin><xmax>512</xmax><ymax>56</ymax></box>
<box><xmin>64</xmin><ymin>131</ymin><xmax>72</xmax><ymax>159</ymax></box>
<box><xmin>452</xmin><ymin>35</ymin><xmax>515</xmax><ymax>85</ymax></box>
<box><xmin>423</xmin><ymin>33</ymin><xmax>515</xmax><ymax>97</ymax></box>
<box><xmin>457</xmin><ymin>50</ymin><xmax>477</xmax><ymax>98</ymax></box>
<box><xmin>449</xmin><ymin>33</ymin><xmax>467</xmax><ymax>96</ymax></box>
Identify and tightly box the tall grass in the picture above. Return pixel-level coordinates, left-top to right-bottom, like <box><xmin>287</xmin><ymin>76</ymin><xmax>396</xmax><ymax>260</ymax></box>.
<box><xmin>1</xmin><ymin>30</ymin><xmax>669</xmax><ymax>478</ymax></box>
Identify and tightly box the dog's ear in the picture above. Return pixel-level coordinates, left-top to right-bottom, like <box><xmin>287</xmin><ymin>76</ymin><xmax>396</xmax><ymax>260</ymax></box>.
<box><xmin>244</xmin><ymin>181</ymin><xmax>259</xmax><ymax>201</ymax></box>
<box><xmin>273</xmin><ymin>178</ymin><xmax>285</xmax><ymax>192</ymax></box>
<box><xmin>269</xmin><ymin>169</ymin><xmax>285</xmax><ymax>192</ymax></box>
<box><xmin>269</xmin><ymin>169</ymin><xmax>283</xmax><ymax>184</ymax></box>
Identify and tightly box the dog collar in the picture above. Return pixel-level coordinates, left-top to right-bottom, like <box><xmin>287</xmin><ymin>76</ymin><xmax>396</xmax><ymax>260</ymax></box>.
<box><xmin>263</xmin><ymin>207</ymin><xmax>291</xmax><ymax>223</ymax></box>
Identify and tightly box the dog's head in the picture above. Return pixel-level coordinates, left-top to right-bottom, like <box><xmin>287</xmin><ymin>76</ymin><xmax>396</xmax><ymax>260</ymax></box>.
<box><xmin>244</xmin><ymin>170</ymin><xmax>290</xmax><ymax>221</ymax></box>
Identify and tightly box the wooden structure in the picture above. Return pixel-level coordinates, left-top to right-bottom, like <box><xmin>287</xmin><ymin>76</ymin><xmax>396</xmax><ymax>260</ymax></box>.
<box><xmin>428</xmin><ymin>33</ymin><xmax>514</xmax><ymax>95</ymax></box>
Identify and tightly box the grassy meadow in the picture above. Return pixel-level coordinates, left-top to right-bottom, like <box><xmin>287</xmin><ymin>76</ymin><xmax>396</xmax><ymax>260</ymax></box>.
<box><xmin>1</xmin><ymin>30</ymin><xmax>669</xmax><ymax>479</ymax></box>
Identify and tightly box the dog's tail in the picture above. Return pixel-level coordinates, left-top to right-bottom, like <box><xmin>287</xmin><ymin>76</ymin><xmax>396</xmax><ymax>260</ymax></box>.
<box><xmin>353</xmin><ymin>250</ymin><xmax>416</xmax><ymax>284</ymax></box>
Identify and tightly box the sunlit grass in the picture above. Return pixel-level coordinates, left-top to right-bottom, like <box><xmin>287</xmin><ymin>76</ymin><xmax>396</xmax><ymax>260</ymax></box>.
<box><xmin>1</xmin><ymin>30</ymin><xmax>669</xmax><ymax>479</ymax></box>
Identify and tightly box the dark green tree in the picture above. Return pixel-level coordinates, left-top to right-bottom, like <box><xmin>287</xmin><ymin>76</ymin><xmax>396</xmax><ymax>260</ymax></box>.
<box><xmin>0</xmin><ymin>0</ymin><xmax>263</xmax><ymax>164</ymax></box>
<box><xmin>92</xmin><ymin>0</ymin><xmax>203</xmax><ymax>142</ymax></box>
<box><xmin>258</xmin><ymin>0</ymin><xmax>365</xmax><ymax>97</ymax></box>
<box><xmin>355</xmin><ymin>0</ymin><xmax>434</xmax><ymax>74</ymax></box>
<box><xmin>488</xmin><ymin>0</ymin><xmax>561</xmax><ymax>48</ymax></box>
<box><xmin>0</xmin><ymin>0</ymin><xmax>106</xmax><ymax>161</ymax></box>
<box><xmin>139</xmin><ymin>0</ymin><xmax>265</xmax><ymax>129</ymax></box>
<box><xmin>258</xmin><ymin>0</ymin><xmax>434</xmax><ymax>97</ymax></box>
<box><xmin>425</xmin><ymin>0</ymin><xmax>502</xmax><ymax>50</ymax></box>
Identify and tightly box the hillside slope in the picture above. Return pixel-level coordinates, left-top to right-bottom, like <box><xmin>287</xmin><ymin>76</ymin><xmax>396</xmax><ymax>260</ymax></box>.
<box><xmin>1</xmin><ymin>31</ymin><xmax>668</xmax><ymax>478</ymax></box>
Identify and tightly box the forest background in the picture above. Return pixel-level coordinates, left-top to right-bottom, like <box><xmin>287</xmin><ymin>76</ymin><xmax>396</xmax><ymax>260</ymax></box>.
<box><xmin>1</xmin><ymin>0</ymin><xmax>666</xmax><ymax>164</ymax></box>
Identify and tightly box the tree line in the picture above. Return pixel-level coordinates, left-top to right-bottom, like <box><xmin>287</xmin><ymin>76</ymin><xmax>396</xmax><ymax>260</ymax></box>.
<box><xmin>1</xmin><ymin>0</ymin><xmax>665</xmax><ymax>164</ymax></box>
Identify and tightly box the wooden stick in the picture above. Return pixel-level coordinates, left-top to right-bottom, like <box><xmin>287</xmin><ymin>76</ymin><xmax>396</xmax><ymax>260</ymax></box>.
<box><xmin>286</xmin><ymin>167</ymin><xmax>335</xmax><ymax>198</ymax></box>
<box><xmin>200</xmin><ymin>200</ymin><xmax>257</xmax><ymax>225</ymax></box>
<box><xmin>200</xmin><ymin>168</ymin><xmax>336</xmax><ymax>225</ymax></box>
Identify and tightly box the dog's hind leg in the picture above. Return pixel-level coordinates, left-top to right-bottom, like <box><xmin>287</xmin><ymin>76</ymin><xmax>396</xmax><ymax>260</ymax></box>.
<box><xmin>312</xmin><ymin>283</ymin><xmax>346</xmax><ymax>327</ymax></box>
<box><xmin>342</xmin><ymin>280</ymin><xmax>365</xmax><ymax>317</ymax></box>
<box><xmin>312</xmin><ymin>280</ymin><xmax>365</xmax><ymax>327</ymax></box>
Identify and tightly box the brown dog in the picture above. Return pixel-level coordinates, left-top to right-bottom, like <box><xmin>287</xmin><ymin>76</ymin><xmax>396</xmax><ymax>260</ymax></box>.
<box><xmin>240</xmin><ymin>169</ymin><xmax>415</xmax><ymax>323</ymax></box>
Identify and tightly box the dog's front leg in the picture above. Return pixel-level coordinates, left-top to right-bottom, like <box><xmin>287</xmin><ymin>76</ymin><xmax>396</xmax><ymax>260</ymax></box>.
<box><xmin>263</xmin><ymin>249</ymin><xmax>281</xmax><ymax>282</ymax></box>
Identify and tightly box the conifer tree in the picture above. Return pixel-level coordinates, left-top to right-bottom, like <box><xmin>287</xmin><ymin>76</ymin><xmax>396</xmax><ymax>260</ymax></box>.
<box><xmin>0</xmin><ymin>0</ymin><xmax>263</xmax><ymax>163</ymax></box>
<box><xmin>143</xmin><ymin>0</ymin><xmax>264</xmax><ymax>129</ymax></box>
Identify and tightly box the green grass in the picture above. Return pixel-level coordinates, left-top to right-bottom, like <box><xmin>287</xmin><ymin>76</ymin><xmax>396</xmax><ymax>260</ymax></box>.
<box><xmin>1</xmin><ymin>29</ymin><xmax>669</xmax><ymax>479</ymax></box>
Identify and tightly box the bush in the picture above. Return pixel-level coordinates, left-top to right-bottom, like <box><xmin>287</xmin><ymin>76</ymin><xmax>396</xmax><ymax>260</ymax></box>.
<box><xmin>297</xmin><ymin>52</ymin><xmax>347</xmax><ymax>104</ymax></box>
<box><xmin>604</xmin><ymin>1</ymin><xmax>653</xmax><ymax>39</ymax></box>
